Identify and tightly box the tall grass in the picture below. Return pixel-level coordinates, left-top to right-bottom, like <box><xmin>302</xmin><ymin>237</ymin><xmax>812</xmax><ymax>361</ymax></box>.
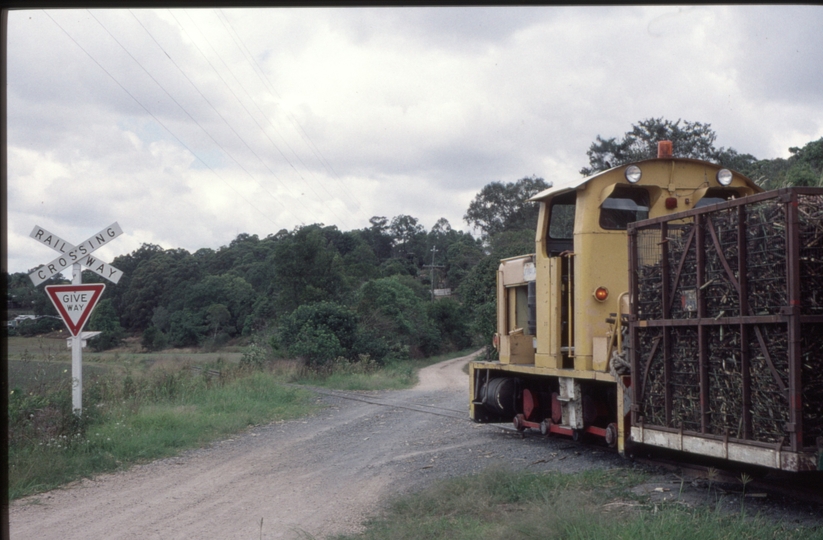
<box><xmin>8</xmin><ymin>362</ymin><xmax>315</xmax><ymax>500</ymax></box>
<box><xmin>333</xmin><ymin>467</ymin><xmax>823</xmax><ymax>540</ymax></box>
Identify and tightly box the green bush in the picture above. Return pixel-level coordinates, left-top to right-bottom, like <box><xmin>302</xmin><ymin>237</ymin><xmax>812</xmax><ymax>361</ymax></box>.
<box><xmin>141</xmin><ymin>325</ymin><xmax>169</xmax><ymax>351</ymax></box>
<box><xmin>426</xmin><ymin>298</ymin><xmax>472</xmax><ymax>351</ymax></box>
<box><xmin>471</xmin><ymin>301</ymin><xmax>498</xmax><ymax>357</ymax></box>
<box><xmin>88</xmin><ymin>299</ymin><xmax>126</xmax><ymax>351</ymax></box>
<box><xmin>240</xmin><ymin>339</ymin><xmax>269</xmax><ymax>368</ymax></box>
<box><xmin>356</xmin><ymin>277</ymin><xmax>433</xmax><ymax>358</ymax></box>
<box><xmin>8</xmin><ymin>380</ymin><xmax>91</xmax><ymax>448</ymax></box>
<box><xmin>279</xmin><ymin>301</ymin><xmax>359</xmax><ymax>367</ymax></box>
<box><xmin>168</xmin><ymin>309</ymin><xmax>207</xmax><ymax>347</ymax></box>
<box><xmin>289</xmin><ymin>324</ymin><xmax>345</xmax><ymax>368</ymax></box>
<box><xmin>352</xmin><ymin>328</ymin><xmax>390</xmax><ymax>364</ymax></box>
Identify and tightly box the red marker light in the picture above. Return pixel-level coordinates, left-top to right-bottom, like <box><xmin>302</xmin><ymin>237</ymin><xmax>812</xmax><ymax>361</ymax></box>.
<box><xmin>594</xmin><ymin>287</ymin><xmax>609</xmax><ymax>302</ymax></box>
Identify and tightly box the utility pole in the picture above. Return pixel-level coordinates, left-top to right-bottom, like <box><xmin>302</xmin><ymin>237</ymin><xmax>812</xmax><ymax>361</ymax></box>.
<box><xmin>423</xmin><ymin>245</ymin><xmax>445</xmax><ymax>301</ymax></box>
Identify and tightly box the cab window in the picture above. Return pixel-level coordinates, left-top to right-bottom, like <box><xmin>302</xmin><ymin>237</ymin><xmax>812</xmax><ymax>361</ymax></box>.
<box><xmin>546</xmin><ymin>191</ymin><xmax>575</xmax><ymax>255</ymax></box>
<box><xmin>549</xmin><ymin>192</ymin><xmax>575</xmax><ymax>239</ymax></box>
<box><xmin>694</xmin><ymin>188</ymin><xmax>737</xmax><ymax>208</ymax></box>
<box><xmin>600</xmin><ymin>186</ymin><xmax>649</xmax><ymax>230</ymax></box>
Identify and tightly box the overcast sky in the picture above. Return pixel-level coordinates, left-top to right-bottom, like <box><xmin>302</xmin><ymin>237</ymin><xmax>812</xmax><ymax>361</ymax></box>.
<box><xmin>6</xmin><ymin>6</ymin><xmax>823</xmax><ymax>276</ymax></box>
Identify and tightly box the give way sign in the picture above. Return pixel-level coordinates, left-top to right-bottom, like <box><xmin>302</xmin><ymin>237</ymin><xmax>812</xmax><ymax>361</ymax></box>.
<box><xmin>45</xmin><ymin>284</ymin><xmax>106</xmax><ymax>336</ymax></box>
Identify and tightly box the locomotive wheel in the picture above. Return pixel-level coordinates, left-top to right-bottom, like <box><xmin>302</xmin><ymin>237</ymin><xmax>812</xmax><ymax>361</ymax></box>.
<box><xmin>540</xmin><ymin>419</ymin><xmax>551</xmax><ymax>436</ymax></box>
<box><xmin>605</xmin><ymin>423</ymin><xmax>618</xmax><ymax>448</ymax></box>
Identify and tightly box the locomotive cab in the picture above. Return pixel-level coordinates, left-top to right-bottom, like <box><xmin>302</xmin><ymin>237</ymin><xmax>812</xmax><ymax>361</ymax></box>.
<box><xmin>470</xmin><ymin>141</ymin><xmax>761</xmax><ymax>455</ymax></box>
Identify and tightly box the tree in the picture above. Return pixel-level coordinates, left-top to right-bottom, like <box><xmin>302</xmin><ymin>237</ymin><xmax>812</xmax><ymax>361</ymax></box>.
<box><xmin>359</xmin><ymin>216</ymin><xmax>394</xmax><ymax>262</ymax></box>
<box><xmin>177</xmin><ymin>274</ymin><xmax>256</xmax><ymax>337</ymax></box>
<box><xmin>426</xmin><ymin>298</ymin><xmax>472</xmax><ymax>351</ymax></box>
<box><xmin>288</xmin><ymin>325</ymin><xmax>345</xmax><ymax>368</ymax></box>
<box><xmin>341</xmin><ymin>241</ymin><xmax>381</xmax><ymax>284</ymax></box>
<box><xmin>106</xmin><ymin>243</ymin><xmax>164</xmax><ymax>319</ymax></box>
<box><xmin>355</xmin><ymin>277</ymin><xmax>436</xmax><ymax>358</ymax></box>
<box><xmin>278</xmin><ymin>301</ymin><xmax>359</xmax><ymax>367</ymax></box>
<box><xmin>580</xmin><ymin>118</ymin><xmax>756</xmax><ymax>176</ymax></box>
<box><xmin>206</xmin><ymin>303</ymin><xmax>231</xmax><ymax>340</ymax></box>
<box><xmin>6</xmin><ymin>271</ymin><xmax>61</xmax><ymax>317</ymax></box>
<box><xmin>463</xmin><ymin>176</ymin><xmax>549</xmax><ymax>238</ymax></box>
<box><xmin>782</xmin><ymin>138</ymin><xmax>823</xmax><ymax>187</ymax></box>
<box><xmin>444</xmin><ymin>237</ymin><xmax>485</xmax><ymax>290</ymax></box>
<box><xmin>87</xmin><ymin>299</ymin><xmax>125</xmax><ymax>351</ymax></box>
<box><xmin>389</xmin><ymin>214</ymin><xmax>426</xmax><ymax>262</ymax></box>
<box><xmin>271</xmin><ymin>225</ymin><xmax>347</xmax><ymax>312</ymax></box>
<box><xmin>167</xmin><ymin>309</ymin><xmax>207</xmax><ymax>348</ymax></box>
<box><xmin>141</xmin><ymin>325</ymin><xmax>169</xmax><ymax>351</ymax></box>
<box><xmin>742</xmin><ymin>138</ymin><xmax>823</xmax><ymax>189</ymax></box>
<box><xmin>118</xmin><ymin>247</ymin><xmax>201</xmax><ymax>331</ymax></box>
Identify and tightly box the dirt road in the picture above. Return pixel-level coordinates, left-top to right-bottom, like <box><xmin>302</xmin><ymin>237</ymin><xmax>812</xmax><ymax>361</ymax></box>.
<box><xmin>16</xmin><ymin>351</ymin><xmax>817</xmax><ymax>539</ymax></box>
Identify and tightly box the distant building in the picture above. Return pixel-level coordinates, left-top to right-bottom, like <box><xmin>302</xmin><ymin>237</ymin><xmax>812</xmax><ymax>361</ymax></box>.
<box><xmin>6</xmin><ymin>314</ymin><xmax>56</xmax><ymax>328</ymax></box>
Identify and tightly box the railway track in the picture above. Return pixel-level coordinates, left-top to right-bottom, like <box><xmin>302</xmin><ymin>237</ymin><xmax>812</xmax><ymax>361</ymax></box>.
<box><xmin>306</xmin><ymin>386</ymin><xmax>467</xmax><ymax>420</ymax></box>
<box><xmin>310</xmin><ymin>386</ymin><xmax>823</xmax><ymax>511</ymax></box>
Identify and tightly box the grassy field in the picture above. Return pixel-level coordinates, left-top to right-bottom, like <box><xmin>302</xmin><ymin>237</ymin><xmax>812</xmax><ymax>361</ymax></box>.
<box><xmin>7</xmin><ymin>335</ymin><xmax>245</xmax><ymax>392</ymax></box>
<box><xmin>331</xmin><ymin>467</ymin><xmax>823</xmax><ymax>540</ymax></box>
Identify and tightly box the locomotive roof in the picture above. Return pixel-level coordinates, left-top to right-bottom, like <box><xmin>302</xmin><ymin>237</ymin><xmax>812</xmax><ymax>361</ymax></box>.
<box><xmin>528</xmin><ymin>157</ymin><xmax>761</xmax><ymax>202</ymax></box>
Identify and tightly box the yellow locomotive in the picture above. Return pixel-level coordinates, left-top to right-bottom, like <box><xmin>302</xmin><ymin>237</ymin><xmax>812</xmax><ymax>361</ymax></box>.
<box><xmin>469</xmin><ymin>141</ymin><xmax>823</xmax><ymax>471</ymax></box>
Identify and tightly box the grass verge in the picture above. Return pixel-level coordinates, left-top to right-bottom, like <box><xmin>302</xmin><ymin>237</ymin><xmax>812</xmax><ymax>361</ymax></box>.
<box><xmin>8</xmin><ymin>366</ymin><xmax>315</xmax><ymax>500</ymax></box>
<box><xmin>331</xmin><ymin>467</ymin><xmax>823</xmax><ymax>540</ymax></box>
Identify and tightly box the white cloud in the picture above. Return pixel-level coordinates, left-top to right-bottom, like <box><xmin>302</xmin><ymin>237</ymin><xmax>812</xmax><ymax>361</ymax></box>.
<box><xmin>6</xmin><ymin>6</ymin><xmax>823</xmax><ymax>275</ymax></box>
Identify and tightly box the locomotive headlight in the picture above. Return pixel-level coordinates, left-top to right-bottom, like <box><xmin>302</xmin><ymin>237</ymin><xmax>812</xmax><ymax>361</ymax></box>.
<box><xmin>625</xmin><ymin>165</ymin><xmax>642</xmax><ymax>184</ymax></box>
<box><xmin>717</xmin><ymin>169</ymin><xmax>733</xmax><ymax>186</ymax></box>
<box><xmin>594</xmin><ymin>287</ymin><xmax>609</xmax><ymax>302</ymax></box>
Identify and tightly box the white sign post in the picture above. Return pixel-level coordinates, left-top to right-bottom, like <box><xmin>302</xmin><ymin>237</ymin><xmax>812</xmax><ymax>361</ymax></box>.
<box><xmin>29</xmin><ymin>223</ymin><xmax>125</xmax><ymax>416</ymax></box>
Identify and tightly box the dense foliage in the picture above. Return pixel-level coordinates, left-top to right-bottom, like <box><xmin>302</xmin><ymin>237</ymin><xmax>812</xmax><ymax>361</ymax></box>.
<box><xmin>463</xmin><ymin>176</ymin><xmax>549</xmax><ymax>239</ymax></box>
<box><xmin>7</xmin><ymin>214</ymin><xmax>492</xmax><ymax>361</ymax></box>
<box><xmin>7</xmin><ymin>128</ymin><xmax>820</xmax><ymax>363</ymax></box>
<box><xmin>746</xmin><ymin>137</ymin><xmax>823</xmax><ymax>189</ymax></box>
<box><xmin>580</xmin><ymin>118</ymin><xmax>758</xmax><ymax>176</ymax></box>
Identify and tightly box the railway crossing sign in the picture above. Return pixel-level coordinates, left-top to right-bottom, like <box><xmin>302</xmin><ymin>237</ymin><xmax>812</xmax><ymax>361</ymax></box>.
<box><xmin>28</xmin><ymin>223</ymin><xmax>124</xmax><ymax>286</ymax></box>
<box><xmin>45</xmin><ymin>284</ymin><xmax>106</xmax><ymax>336</ymax></box>
<box><xmin>28</xmin><ymin>222</ymin><xmax>126</xmax><ymax>416</ymax></box>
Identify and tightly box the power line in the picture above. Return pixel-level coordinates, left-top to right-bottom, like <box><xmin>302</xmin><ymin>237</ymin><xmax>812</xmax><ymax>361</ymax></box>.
<box><xmin>83</xmin><ymin>10</ymin><xmax>310</xmax><ymax>228</ymax></box>
<box><xmin>43</xmin><ymin>10</ymin><xmax>290</xmax><ymax>231</ymax></box>
<box><xmin>127</xmin><ymin>9</ymin><xmax>331</xmax><ymax>225</ymax></box>
<box><xmin>211</xmin><ymin>9</ymin><xmax>366</xmax><ymax>226</ymax></box>
<box><xmin>216</xmin><ymin>9</ymin><xmax>368</xmax><ymax>222</ymax></box>
<box><xmin>171</xmin><ymin>9</ymin><xmax>355</xmax><ymax>228</ymax></box>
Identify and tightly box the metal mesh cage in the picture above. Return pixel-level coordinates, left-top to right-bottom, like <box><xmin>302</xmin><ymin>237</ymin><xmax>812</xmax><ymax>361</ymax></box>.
<box><xmin>631</xmin><ymin>188</ymin><xmax>823</xmax><ymax>451</ymax></box>
<box><xmin>746</xmin><ymin>199</ymin><xmax>787</xmax><ymax>315</ymax></box>
<box><xmin>799</xmin><ymin>194</ymin><xmax>823</xmax><ymax>315</ymax></box>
